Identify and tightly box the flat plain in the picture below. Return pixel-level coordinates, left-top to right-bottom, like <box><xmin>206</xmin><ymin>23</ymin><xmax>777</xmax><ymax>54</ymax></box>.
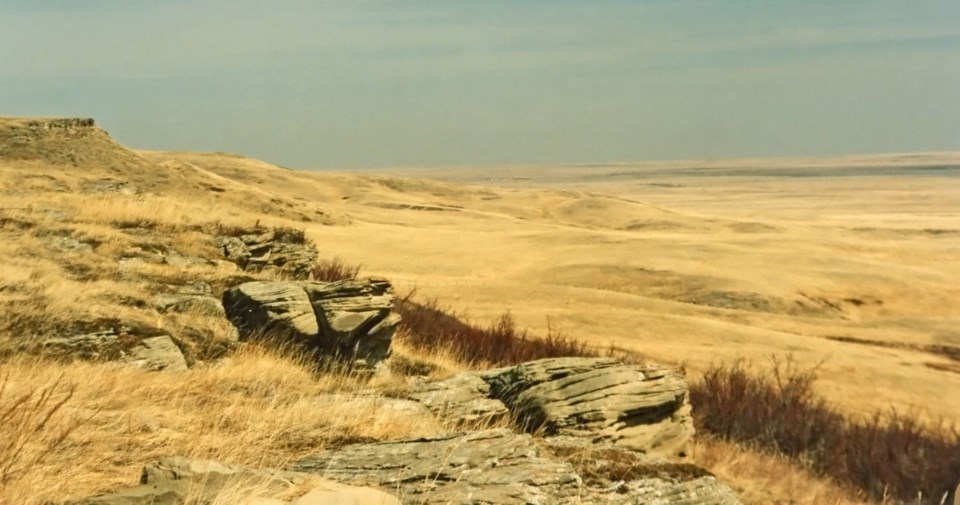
<box><xmin>370</xmin><ymin>154</ymin><xmax>960</xmax><ymax>422</ymax></box>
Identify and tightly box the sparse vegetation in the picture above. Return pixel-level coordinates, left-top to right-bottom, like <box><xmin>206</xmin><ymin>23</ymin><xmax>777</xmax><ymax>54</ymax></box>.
<box><xmin>0</xmin><ymin>346</ymin><xmax>449</xmax><ymax>504</ymax></box>
<box><xmin>310</xmin><ymin>257</ymin><xmax>362</xmax><ymax>283</ymax></box>
<box><xmin>395</xmin><ymin>296</ymin><xmax>602</xmax><ymax>366</ymax></box>
<box><xmin>690</xmin><ymin>359</ymin><xmax>960</xmax><ymax>504</ymax></box>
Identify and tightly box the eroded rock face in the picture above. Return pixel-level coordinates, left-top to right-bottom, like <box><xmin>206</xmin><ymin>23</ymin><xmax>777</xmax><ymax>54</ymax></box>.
<box><xmin>222</xmin><ymin>281</ymin><xmax>319</xmax><ymax>340</ymax></box>
<box><xmin>219</xmin><ymin>227</ymin><xmax>318</xmax><ymax>279</ymax></box>
<box><xmin>73</xmin><ymin>456</ymin><xmax>400</xmax><ymax>505</ymax></box>
<box><xmin>222</xmin><ymin>278</ymin><xmax>398</xmax><ymax>369</ymax></box>
<box><xmin>485</xmin><ymin>357</ymin><xmax>695</xmax><ymax>460</ymax></box>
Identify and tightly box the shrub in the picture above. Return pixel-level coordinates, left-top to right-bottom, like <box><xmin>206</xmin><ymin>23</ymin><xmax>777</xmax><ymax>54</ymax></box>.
<box><xmin>689</xmin><ymin>359</ymin><xmax>960</xmax><ymax>504</ymax></box>
<box><xmin>393</xmin><ymin>295</ymin><xmax>633</xmax><ymax>366</ymax></box>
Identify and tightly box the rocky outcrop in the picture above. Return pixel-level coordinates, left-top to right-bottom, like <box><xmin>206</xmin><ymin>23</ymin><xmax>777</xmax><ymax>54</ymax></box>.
<box><xmin>38</xmin><ymin>328</ymin><xmax>186</xmax><ymax>372</ymax></box>
<box><xmin>222</xmin><ymin>279</ymin><xmax>398</xmax><ymax>369</ymax></box>
<box><xmin>408</xmin><ymin>372</ymin><xmax>509</xmax><ymax>428</ymax></box>
<box><xmin>291</xmin><ymin>429</ymin><xmax>741</xmax><ymax>505</ymax></box>
<box><xmin>485</xmin><ymin>357</ymin><xmax>694</xmax><ymax>460</ymax></box>
<box><xmin>74</xmin><ymin>456</ymin><xmax>400</xmax><ymax>505</ymax></box>
<box><xmin>219</xmin><ymin>227</ymin><xmax>318</xmax><ymax>279</ymax></box>
<box><xmin>69</xmin><ymin>357</ymin><xmax>739</xmax><ymax>504</ymax></box>
<box><xmin>290</xmin><ymin>359</ymin><xmax>727</xmax><ymax>503</ymax></box>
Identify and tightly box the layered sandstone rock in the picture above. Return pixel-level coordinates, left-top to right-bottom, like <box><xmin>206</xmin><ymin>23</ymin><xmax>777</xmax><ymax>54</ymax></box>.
<box><xmin>486</xmin><ymin>357</ymin><xmax>695</xmax><ymax>460</ymax></box>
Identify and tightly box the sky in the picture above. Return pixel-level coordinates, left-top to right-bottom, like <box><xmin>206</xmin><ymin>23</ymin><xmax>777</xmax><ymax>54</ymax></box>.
<box><xmin>1</xmin><ymin>0</ymin><xmax>959</xmax><ymax>169</ymax></box>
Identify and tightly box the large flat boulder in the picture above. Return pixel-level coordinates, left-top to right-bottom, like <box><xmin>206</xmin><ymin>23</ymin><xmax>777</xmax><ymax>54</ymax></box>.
<box><xmin>545</xmin><ymin>438</ymin><xmax>743</xmax><ymax>505</ymax></box>
<box><xmin>222</xmin><ymin>278</ymin><xmax>398</xmax><ymax>369</ymax></box>
<box><xmin>485</xmin><ymin>357</ymin><xmax>695</xmax><ymax>460</ymax></box>
<box><xmin>73</xmin><ymin>456</ymin><xmax>400</xmax><ymax>505</ymax></box>
<box><xmin>291</xmin><ymin>430</ymin><xmax>582</xmax><ymax>504</ymax></box>
<box><xmin>291</xmin><ymin>430</ymin><xmax>741</xmax><ymax>504</ymax></box>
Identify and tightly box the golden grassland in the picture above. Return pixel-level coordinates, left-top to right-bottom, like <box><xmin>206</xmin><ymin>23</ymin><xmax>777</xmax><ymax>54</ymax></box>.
<box><xmin>1</xmin><ymin>346</ymin><xmax>872</xmax><ymax>505</ymax></box>
<box><xmin>1</xmin><ymin>133</ymin><xmax>958</xmax><ymax>503</ymax></box>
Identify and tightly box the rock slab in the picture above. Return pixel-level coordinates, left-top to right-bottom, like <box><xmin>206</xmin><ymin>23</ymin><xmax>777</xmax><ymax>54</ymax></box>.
<box><xmin>292</xmin><ymin>429</ymin><xmax>741</xmax><ymax>505</ymax></box>
<box><xmin>292</xmin><ymin>430</ymin><xmax>582</xmax><ymax>504</ymax></box>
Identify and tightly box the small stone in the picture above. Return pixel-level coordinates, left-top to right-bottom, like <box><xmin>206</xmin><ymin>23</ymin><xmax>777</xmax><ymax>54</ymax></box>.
<box><xmin>123</xmin><ymin>336</ymin><xmax>187</xmax><ymax>372</ymax></box>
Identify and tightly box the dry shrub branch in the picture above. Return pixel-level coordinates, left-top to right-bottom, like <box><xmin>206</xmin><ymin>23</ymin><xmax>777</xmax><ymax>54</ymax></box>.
<box><xmin>689</xmin><ymin>359</ymin><xmax>960</xmax><ymax>504</ymax></box>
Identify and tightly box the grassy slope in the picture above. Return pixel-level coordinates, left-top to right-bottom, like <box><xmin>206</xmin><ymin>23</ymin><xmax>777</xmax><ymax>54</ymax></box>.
<box><xmin>2</xmin><ymin>119</ymin><xmax>957</xmax><ymax>503</ymax></box>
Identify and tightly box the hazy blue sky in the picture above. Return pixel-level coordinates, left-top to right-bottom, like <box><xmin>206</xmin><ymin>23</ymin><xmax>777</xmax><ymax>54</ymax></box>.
<box><xmin>2</xmin><ymin>1</ymin><xmax>959</xmax><ymax>169</ymax></box>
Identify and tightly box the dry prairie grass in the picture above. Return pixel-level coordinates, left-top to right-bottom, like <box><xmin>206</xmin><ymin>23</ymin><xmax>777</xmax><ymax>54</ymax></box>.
<box><xmin>0</xmin><ymin>344</ymin><xmax>453</xmax><ymax>505</ymax></box>
<box><xmin>696</xmin><ymin>437</ymin><xmax>873</xmax><ymax>505</ymax></box>
<box><xmin>3</xmin><ymin>127</ymin><xmax>960</xmax><ymax>503</ymax></box>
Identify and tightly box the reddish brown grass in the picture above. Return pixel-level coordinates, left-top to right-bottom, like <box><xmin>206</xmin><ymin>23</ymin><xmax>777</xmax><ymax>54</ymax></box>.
<box><xmin>689</xmin><ymin>359</ymin><xmax>960</xmax><ymax>504</ymax></box>
<box><xmin>394</xmin><ymin>296</ymin><xmax>617</xmax><ymax>366</ymax></box>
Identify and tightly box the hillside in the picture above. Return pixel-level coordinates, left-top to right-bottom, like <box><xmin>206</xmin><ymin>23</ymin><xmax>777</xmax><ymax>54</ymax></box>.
<box><xmin>1</xmin><ymin>117</ymin><xmax>958</xmax><ymax>504</ymax></box>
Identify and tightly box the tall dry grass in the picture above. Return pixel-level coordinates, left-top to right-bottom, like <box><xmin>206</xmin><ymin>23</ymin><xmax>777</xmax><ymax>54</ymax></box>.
<box><xmin>0</xmin><ymin>345</ymin><xmax>447</xmax><ymax>505</ymax></box>
<box><xmin>0</xmin><ymin>374</ymin><xmax>84</xmax><ymax>493</ymax></box>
